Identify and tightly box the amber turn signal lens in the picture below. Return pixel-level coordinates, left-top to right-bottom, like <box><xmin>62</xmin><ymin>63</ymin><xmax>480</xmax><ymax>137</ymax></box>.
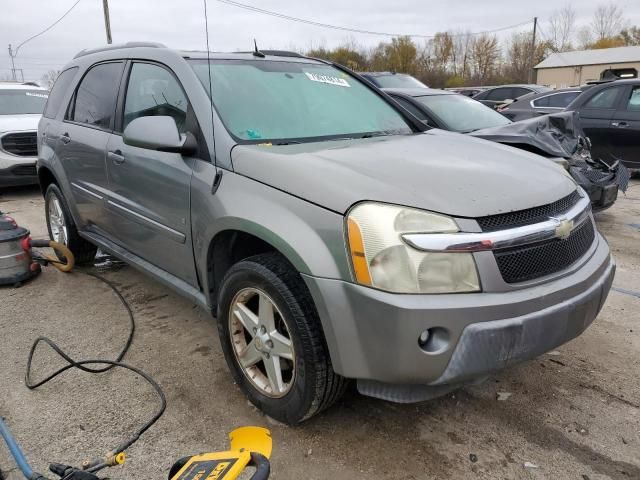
<box><xmin>347</xmin><ymin>218</ymin><xmax>372</xmax><ymax>285</ymax></box>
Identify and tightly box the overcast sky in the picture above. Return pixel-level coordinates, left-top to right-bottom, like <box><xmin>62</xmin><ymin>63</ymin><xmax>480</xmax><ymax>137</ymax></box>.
<box><xmin>2</xmin><ymin>0</ymin><xmax>640</xmax><ymax>82</ymax></box>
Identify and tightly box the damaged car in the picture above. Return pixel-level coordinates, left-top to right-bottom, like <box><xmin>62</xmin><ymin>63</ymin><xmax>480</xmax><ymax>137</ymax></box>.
<box><xmin>39</xmin><ymin>44</ymin><xmax>614</xmax><ymax>423</ymax></box>
<box><xmin>384</xmin><ymin>88</ymin><xmax>629</xmax><ymax>210</ymax></box>
<box><xmin>470</xmin><ymin>112</ymin><xmax>630</xmax><ymax>211</ymax></box>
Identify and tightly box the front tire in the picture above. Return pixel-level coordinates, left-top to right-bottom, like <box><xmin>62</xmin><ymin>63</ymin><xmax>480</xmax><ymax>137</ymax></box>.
<box><xmin>44</xmin><ymin>183</ymin><xmax>97</xmax><ymax>264</ymax></box>
<box><xmin>217</xmin><ymin>253</ymin><xmax>347</xmax><ymax>424</ymax></box>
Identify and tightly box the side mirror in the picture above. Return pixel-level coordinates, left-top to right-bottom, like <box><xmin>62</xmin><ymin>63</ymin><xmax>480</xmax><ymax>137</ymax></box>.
<box><xmin>123</xmin><ymin>116</ymin><xmax>197</xmax><ymax>155</ymax></box>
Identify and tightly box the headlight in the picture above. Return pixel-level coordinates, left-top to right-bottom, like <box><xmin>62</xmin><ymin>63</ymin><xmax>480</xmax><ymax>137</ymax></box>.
<box><xmin>347</xmin><ymin>202</ymin><xmax>480</xmax><ymax>293</ymax></box>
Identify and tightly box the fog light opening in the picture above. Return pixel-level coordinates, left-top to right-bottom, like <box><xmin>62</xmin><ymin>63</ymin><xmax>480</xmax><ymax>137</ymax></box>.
<box><xmin>418</xmin><ymin>327</ymin><xmax>450</xmax><ymax>354</ymax></box>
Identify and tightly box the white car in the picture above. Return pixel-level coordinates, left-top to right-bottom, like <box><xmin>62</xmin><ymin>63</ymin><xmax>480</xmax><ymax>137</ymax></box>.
<box><xmin>0</xmin><ymin>82</ymin><xmax>48</xmax><ymax>187</ymax></box>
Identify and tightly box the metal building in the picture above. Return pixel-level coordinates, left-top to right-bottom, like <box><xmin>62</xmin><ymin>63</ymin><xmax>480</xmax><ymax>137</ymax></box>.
<box><xmin>534</xmin><ymin>46</ymin><xmax>640</xmax><ymax>88</ymax></box>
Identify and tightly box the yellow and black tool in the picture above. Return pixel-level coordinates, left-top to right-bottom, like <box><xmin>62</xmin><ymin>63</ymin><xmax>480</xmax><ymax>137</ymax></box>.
<box><xmin>169</xmin><ymin>427</ymin><xmax>272</xmax><ymax>480</ymax></box>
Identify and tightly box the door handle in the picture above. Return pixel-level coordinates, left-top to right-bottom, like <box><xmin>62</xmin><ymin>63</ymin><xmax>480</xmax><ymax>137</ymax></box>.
<box><xmin>60</xmin><ymin>133</ymin><xmax>71</xmax><ymax>144</ymax></box>
<box><xmin>611</xmin><ymin>121</ymin><xmax>628</xmax><ymax>128</ymax></box>
<box><xmin>108</xmin><ymin>150</ymin><xmax>125</xmax><ymax>165</ymax></box>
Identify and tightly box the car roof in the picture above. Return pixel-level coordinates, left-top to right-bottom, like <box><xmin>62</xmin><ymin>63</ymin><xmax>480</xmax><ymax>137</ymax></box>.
<box><xmin>383</xmin><ymin>87</ymin><xmax>456</xmax><ymax>97</ymax></box>
<box><xmin>484</xmin><ymin>84</ymin><xmax>548</xmax><ymax>91</ymax></box>
<box><xmin>70</xmin><ymin>42</ymin><xmax>326</xmax><ymax>66</ymax></box>
<box><xmin>0</xmin><ymin>82</ymin><xmax>47</xmax><ymax>91</ymax></box>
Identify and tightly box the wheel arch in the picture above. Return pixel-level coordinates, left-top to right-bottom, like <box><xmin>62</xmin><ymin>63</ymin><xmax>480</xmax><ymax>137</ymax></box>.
<box><xmin>37</xmin><ymin>165</ymin><xmax>58</xmax><ymax>196</ymax></box>
<box><xmin>206</xmin><ymin>223</ymin><xmax>310</xmax><ymax>312</ymax></box>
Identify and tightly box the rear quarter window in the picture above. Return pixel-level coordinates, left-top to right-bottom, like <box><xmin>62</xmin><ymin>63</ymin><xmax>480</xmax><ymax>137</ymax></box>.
<box><xmin>43</xmin><ymin>67</ymin><xmax>78</xmax><ymax>119</ymax></box>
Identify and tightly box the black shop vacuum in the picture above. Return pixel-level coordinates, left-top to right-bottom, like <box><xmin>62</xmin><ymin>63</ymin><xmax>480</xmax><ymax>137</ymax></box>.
<box><xmin>0</xmin><ymin>211</ymin><xmax>273</xmax><ymax>480</ymax></box>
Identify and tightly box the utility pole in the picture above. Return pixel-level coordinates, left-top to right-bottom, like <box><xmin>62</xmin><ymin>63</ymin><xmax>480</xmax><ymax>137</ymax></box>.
<box><xmin>102</xmin><ymin>0</ymin><xmax>113</xmax><ymax>44</ymax></box>
<box><xmin>528</xmin><ymin>17</ymin><xmax>538</xmax><ymax>84</ymax></box>
<box><xmin>8</xmin><ymin>44</ymin><xmax>17</xmax><ymax>81</ymax></box>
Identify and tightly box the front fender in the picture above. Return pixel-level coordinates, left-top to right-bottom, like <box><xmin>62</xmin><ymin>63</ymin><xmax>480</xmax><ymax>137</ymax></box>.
<box><xmin>190</xmin><ymin>165</ymin><xmax>352</xmax><ymax>296</ymax></box>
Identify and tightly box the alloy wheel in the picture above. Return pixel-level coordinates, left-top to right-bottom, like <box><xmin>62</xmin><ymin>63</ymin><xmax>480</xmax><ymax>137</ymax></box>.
<box><xmin>229</xmin><ymin>287</ymin><xmax>296</xmax><ymax>398</ymax></box>
<box><xmin>48</xmin><ymin>196</ymin><xmax>68</xmax><ymax>245</ymax></box>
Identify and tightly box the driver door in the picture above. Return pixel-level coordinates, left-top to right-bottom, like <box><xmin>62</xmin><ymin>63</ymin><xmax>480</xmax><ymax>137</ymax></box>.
<box><xmin>104</xmin><ymin>61</ymin><xmax>199</xmax><ymax>285</ymax></box>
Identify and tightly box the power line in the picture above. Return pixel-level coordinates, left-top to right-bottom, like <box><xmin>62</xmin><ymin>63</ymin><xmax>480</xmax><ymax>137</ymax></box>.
<box><xmin>13</xmin><ymin>0</ymin><xmax>83</xmax><ymax>56</ymax></box>
<box><xmin>215</xmin><ymin>0</ymin><xmax>532</xmax><ymax>39</ymax></box>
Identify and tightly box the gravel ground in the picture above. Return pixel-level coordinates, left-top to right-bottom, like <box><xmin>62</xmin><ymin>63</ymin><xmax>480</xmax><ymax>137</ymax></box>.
<box><xmin>1</xmin><ymin>182</ymin><xmax>639</xmax><ymax>480</ymax></box>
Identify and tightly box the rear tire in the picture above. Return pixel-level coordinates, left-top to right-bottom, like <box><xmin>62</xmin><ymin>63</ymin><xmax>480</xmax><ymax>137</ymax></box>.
<box><xmin>44</xmin><ymin>183</ymin><xmax>97</xmax><ymax>264</ymax></box>
<box><xmin>217</xmin><ymin>252</ymin><xmax>347</xmax><ymax>424</ymax></box>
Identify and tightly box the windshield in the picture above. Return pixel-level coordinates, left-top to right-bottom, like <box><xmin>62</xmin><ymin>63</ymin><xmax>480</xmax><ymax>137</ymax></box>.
<box><xmin>0</xmin><ymin>89</ymin><xmax>48</xmax><ymax>115</ymax></box>
<box><xmin>189</xmin><ymin>60</ymin><xmax>412</xmax><ymax>142</ymax></box>
<box><xmin>371</xmin><ymin>74</ymin><xmax>427</xmax><ymax>89</ymax></box>
<box><xmin>415</xmin><ymin>94</ymin><xmax>511</xmax><ymax>132</ymax></box>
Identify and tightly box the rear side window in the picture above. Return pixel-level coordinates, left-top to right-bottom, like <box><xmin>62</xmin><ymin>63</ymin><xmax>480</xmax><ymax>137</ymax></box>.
<box><xmin>67</xmin><ymin>62</ymin><xmax>123</xmax><ymax>129</ymax></box>
<box><xmin>532</xmin><ymin>95</ymin><xmax>550</xmax><ymax>107</ymax></box>
<box><xmin>533</xmin><ymin>92</ymin><xmax>580</xmax><ymax>108</ymax></box>
<box><xmin>487</xmin><ymin>88</ymin><xmax>512</xmax><ymax>101</ymax></box>
<box><xmin>584</xmin><ymin>87</ymin><xmax>623</xmax><ymax>109</ymax></box>
<box><xmin>511</xmin><ymin>87</ymin><xmax>531</xmax><ymax>99</ymax></box>
<box><xmin>547</xmin><ymin>91</ymin><xmax>579</xmax><ymax>108</ymax></box>
<box><xmin>123</xmin><ymin>63</ymin><xmax>188</xmax><ymax>132</ymax></box>
<box><xmin>43</xmin><ymin>67</ymin><xmax>77</xmax><ymax>119</ymax></box>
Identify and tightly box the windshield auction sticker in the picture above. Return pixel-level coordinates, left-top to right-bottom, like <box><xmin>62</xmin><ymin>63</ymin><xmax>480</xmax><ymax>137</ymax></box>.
<box><xmin>25</xmin><ymin>92</ymin><xmax>48</xmax><ymax>98</ymax></box>
<box><xmin>304</xmin><ymin>72</ymin><xmax>350</xmax><ymax>87</ymax></box>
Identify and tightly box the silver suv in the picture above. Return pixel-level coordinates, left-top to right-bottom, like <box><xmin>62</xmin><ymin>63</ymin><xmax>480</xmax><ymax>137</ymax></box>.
<box><xmin>37</xmin><ymin>43</ymin><xmax>615</xmax><ymax>424</ymax></box>
<box><xmin>0</xmin><ymin>82</ymin><xmax>49</xmax><ymax>187</ymax></box>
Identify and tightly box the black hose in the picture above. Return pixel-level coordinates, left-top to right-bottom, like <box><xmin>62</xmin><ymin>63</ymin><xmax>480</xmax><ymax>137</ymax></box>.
<box><xmin>23</xmin><ymin>268</ymin><xmax>166</xmax><ymax>474</ymax></box>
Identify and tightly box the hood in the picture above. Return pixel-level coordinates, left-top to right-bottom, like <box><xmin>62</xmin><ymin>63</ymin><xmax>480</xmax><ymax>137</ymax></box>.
<box><xmin>0</xmin><ymin>114</ymin><xmax>41</xmax><ymax>133</ymax></box>
<box><xmin>231</xmin><ymin>130</ymin><xmax>576</xmax><ymax>217</ymax></box>
<box><xmin>470</xmin><ymin>111</ymin><xmax>584</xmax><ymax>159</ymax></box>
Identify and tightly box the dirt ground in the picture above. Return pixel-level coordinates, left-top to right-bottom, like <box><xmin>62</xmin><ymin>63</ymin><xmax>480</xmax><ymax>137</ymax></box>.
<box><xmin>1</xmin><ymin>182</ymin><xmax>639</xmax><ymax>480</ymax></box>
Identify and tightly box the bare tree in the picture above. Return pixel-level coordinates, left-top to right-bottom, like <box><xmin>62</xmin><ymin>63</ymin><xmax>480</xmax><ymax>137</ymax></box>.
<box><xmin>547</xmin><ymin>4</ymin><xmax>576</xmax><ymax>52</ymax></box>
<box><xmin>40</xmin><ymin>70</ymin><xmax>60</xmax><ymax>89</ymax></box>
<box><xmin>469</xmin><ymin>34</ymin><xmax>501</xmax><ymax>85</ymax></box>
<box><xmin>591</xmin><ymin>3</ymin><xmax>627</xmax><ymax>41</ymax></box>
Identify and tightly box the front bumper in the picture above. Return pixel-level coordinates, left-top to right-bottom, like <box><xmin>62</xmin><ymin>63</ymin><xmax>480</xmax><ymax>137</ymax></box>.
<box><xmin>303</xmin><ymin>233</ymin><xmax>614</xmax><ymax>401</ymax></box>
<box><xmin>0</xmin><ymin>153</ymin><xmax>37</xmax><ymax>187</ymax></box>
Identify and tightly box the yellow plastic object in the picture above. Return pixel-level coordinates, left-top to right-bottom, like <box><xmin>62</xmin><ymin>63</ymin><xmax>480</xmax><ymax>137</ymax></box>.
<box><xmin>48</xmin><ymin>240</ymin><xmax>75</xmax><ymax>272</ymax></box>
<box><xmin>170</xmin><ymin>427</ymin><xmax>272</xmax><ymax>480</ymax></box>
<box><xmin>229</xmin><ymin>427</ymin><xmax>272</xmax><ymax>458</ymax></box>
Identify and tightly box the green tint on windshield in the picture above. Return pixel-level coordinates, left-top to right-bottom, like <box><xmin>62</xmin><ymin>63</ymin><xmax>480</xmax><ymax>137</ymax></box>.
<box><xmin>189</xmin><ymin>60</ymin><xmax>412</xmax><ymax>142</ymax></box>
<box><xmin>416</xmin><ymin>94</ymin><xmax>511</xmax><ymax>132</ymax></box>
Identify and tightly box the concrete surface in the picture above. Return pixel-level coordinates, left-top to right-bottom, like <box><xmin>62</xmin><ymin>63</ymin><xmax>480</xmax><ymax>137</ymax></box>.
<box><xmin>1</xmin><ymin>183</ymin><xmax>639</xmax><ymax>480</ymax></box>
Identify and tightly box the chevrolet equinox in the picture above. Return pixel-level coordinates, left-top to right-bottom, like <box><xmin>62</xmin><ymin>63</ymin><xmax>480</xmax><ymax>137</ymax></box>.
<box><xmin>37</xmin><ymin>43</ymin><xmax>615</xmax><ymax>424</ymax></box>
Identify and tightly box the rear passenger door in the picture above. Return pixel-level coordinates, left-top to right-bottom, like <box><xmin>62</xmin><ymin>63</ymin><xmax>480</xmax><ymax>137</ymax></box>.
<box><xmin>57</xmin><ymin>61</ymin><xmax>124</xmax><ymax>229</ymax></box>
<box><xmin>104</xmin><ymin>61</ymin><xmax>199</xmax><ymax>285</ymax></box>
<box><xmin>575</xmin><ymin>85</ymin><xmax>626</xmax><ymax>162</ymax></box>
<box><xmin>610</xmin><ymin>85</ymin><xmax>640</xmax><ymax>169</ymax></box>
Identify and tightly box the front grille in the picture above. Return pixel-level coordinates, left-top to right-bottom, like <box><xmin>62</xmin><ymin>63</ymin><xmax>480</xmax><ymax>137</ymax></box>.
<box><xmin>1</xmin><ymin>132</ymin><xmax>37</xmax><ymax>157</ymax></box>
<box><xmin>477</xmin><ymin>190</ymin><xmax>582</xmax><ymax>232</ymax></box>
<box><xmin>11</xmin><ymin>164</ymin><xmax>37</xmax><ymax>176</ymax></box>
<box><xmin>494</xmin><ymin>219</ymin><xmax>595</xmax><ymax>283</ymax></box>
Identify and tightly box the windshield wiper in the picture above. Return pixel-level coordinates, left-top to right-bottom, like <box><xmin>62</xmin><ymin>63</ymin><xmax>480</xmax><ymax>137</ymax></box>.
<box><xmin>359</xmin><ymin>132</ymin><xmax>390</xmax><ymax>139</ymax></box>
<box><xmin>273</xmin><ymin>140</ymin><xmax>302</xmax><ymax>145</ymax></box>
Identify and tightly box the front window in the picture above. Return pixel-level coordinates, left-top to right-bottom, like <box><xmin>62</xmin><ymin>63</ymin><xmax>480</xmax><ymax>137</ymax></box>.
<box><xmin>189</xmin><ymin>59</ymin><xmax>412</xmax><ymax>143</ymax></box>
<box><xmin>368</xmin><ymin>74</ymin><xmax>427</xmax><ymax>89</ymax></box>
<box><xmin>414</xmin><ymin>94</ymin><xmax>511</xmax><ymax>132</ymax></box>
<box><xmin>0</xmin><ymin>89</ymin><xmax>48</xmax><ymax>115</ymax></box>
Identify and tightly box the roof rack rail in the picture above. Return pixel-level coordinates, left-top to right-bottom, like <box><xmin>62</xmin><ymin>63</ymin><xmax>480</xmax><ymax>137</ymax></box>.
<box><xmin>74</xmin><ymin>41</ymin><xmax>166</xmax><ymax>59</ymax></box>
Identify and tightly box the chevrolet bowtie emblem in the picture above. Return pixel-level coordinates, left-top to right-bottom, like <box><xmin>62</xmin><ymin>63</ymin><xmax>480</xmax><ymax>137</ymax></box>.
<box><xmin>553</xmin><ymin>218</ymin><xmax>575</xmax><ymax>240</ymax></box>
